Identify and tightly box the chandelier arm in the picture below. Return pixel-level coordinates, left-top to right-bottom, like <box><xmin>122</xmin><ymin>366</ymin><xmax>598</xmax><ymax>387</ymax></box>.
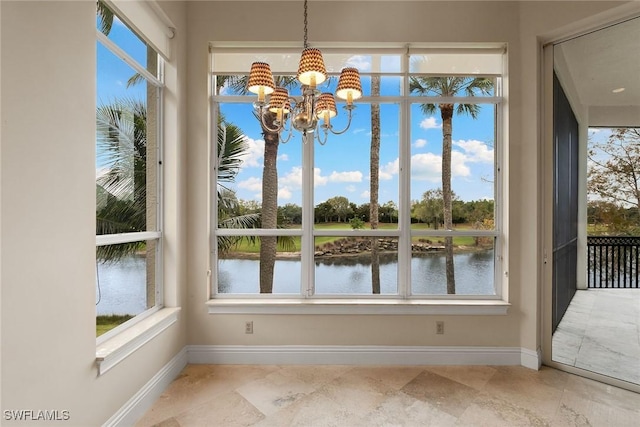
<box><xmin>315</xmin><ymin>126</ymin><xmax>329</xmax><ymax>145</ymax></box>
<box><xmin>256</xmin><ymin>104</ymin><xmax>285</xmax><ymax>134</ymax></box>
<box><xmin>325</xmin><ymin>106</ymin><xmax>355</xmax><ymax>135</ymax></box>
<box><xmin>279</xmin><ymin>118</ymin><xmax>294</xmax><ymax>143</ymax></box>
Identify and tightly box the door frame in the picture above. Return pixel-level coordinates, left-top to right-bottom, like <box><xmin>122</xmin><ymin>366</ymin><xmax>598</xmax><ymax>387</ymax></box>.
<box><xmin>541</xmin><ymin>8</ymin><xmax>640</xmax><ymax>394</ymax></box>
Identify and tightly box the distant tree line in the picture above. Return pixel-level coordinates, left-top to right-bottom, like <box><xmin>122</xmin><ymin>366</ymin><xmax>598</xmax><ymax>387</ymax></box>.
<box><xmin>223</xmin><ymin>193</ymin><xmax>494</xmax><ymax>227</ymax></box>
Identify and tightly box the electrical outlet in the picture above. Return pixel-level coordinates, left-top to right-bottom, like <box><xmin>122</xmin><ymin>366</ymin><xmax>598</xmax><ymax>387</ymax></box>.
<box><xmin>245</xmin><ymin>321</ymin><xmax>253</xmax><ymax>334</ymax></box>
<box><xmin>436</xmin><ymin>321</ymin><xmax>444</xmax><ymax>335</ymax></box>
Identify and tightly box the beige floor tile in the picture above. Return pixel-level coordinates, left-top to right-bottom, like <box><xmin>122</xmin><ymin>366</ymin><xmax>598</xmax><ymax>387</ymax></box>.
<box><xmin>363</xmin><ymin>391</ymin><xmax>458</xmax><ymax>427</ymax></box>
<box><xmin>401</xmin><ymin>370</ymin><xmax>478</xmax><ymax>418</ymax></box>
<box><xmin>235</xmin><ymin>370</ymin><xmax>319</xmax><ymax>416</ymax></box>
<box><xmin>136</xmin><ymin>365</ymin><xmax>277</xmax><ymax>426</ymax></box>
<box><xmin>424</xmin><ymin>365</ymin><xmax>498</xmax><ymax>390</ymax></box>
<box><xmin>253</xmin><ymin>391</ymin><xmax>363</xmax><ymax>427</ymax></box>
<box><xmin>562</xmin><ymin>374</ymin><xmax>640</xmax><ymax>414</ymax></box>
<box><xmin>457</xmin><ymin>393</ymin><xmax>550</xmax><ymax>427</ymax></box>
<box><xmin>318</xmin><ymin>370</ymin><xmax>393</xmax><ymax>418</ymax></box>
<box><xmin>344</xmin><ymin>365</ymin><xmax>425</xmax><ymax>390</ymax></box>
<box><xmin>174</xmin><ymin>391</ymin><xmax>264</xmax><ymax>427</ymax></box>
<box><xmin>551</xmin><ymin>389</ymin><xmax>640</xmax><ymax>427</ymax></box>
<box><xmin>481</xmin><ymin>367</ymin><xmax>565</xmax><ymax>421</ymax></box>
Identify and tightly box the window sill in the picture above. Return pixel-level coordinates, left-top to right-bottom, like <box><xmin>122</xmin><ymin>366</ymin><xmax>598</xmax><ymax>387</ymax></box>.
<box><xmin>206</xmin><ymin>299</ymin><xmax>509</xmax><ymax>315</ymax></box>
<box><xmin>96</xmin><ymin>307</ymin><xmax>181</xmax><ymax>376</ymax></box>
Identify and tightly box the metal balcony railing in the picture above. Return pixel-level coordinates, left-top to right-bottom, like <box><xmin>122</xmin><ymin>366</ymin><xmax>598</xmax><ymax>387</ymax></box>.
<box><xmin>587</xmin><ymin>236</ymin><xmax>640</xmax><ymax>288</ymax></box>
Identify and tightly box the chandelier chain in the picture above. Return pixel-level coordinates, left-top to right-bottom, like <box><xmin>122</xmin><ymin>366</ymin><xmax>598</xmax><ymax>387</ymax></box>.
<box><xmin>303</xmin><ymin>0</ymin><xmax>308</xmax><ymax>48</ymax></box>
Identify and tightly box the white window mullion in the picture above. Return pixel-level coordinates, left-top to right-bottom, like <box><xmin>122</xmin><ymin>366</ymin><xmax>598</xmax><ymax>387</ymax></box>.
<box><xmin>397</xmin><ymin>47</ymin><xmax>411</xmax><ymax>299</ymax></box>
<box><xmin>96</xmin><ymin>231</ymin><xmax>161</xmax><ymax>246</ymax></box>
<box><xmin>302</xmin><ymin>134</ymin><xmax>315</xmax><ymax>298</ymax></box>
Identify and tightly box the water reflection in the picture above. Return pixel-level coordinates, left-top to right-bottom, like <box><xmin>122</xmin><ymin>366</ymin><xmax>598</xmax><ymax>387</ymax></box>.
<box><xmin>218</xmin><ymin>250</ymin><xmax>495</xmax><ymax>295</ymax></box>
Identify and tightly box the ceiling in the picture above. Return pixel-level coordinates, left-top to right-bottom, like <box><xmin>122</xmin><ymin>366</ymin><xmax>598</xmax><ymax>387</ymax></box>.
<box><xmin>554</xmin><ymin>16</ymin><xmax>640</xmax><ymax>126</ymax></box>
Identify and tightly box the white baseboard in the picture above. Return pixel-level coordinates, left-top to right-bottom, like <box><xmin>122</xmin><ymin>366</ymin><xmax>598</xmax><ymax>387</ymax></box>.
<box><xmin>521</xmin><ymin>347</ymin><xmax>543</xmax><ymax>370</ymax></box>
<box><xmin>103</xmin><ymin>346</ymin><xmax>188</xmax><ymax>427</ymax></box>
<box><xmin>188</xmin><ymin>345</ymin><xmax>540</xmax><ymax>368</ymax></box>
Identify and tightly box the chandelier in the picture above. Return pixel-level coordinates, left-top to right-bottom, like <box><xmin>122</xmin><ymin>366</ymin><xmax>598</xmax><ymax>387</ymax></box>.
<box><xmin>246</xmin><ymin>0</ymin><xmax>362</xmax><ymax>145</ymax></box>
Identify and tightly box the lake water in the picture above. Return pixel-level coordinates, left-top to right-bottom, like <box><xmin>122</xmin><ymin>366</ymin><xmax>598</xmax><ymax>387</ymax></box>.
<box><xmin>97</xmin><ymin>250</ymin><xmax>496</xmax><ymax>315</ymax></box>
<box><xmin>218</xmin><ymin>250</ymin><xmax>496</xmax><ymax>295</ymax></box>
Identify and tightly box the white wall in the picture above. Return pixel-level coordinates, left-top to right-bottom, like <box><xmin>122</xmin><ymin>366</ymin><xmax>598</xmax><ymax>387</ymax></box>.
<box><xmin>0</xmin><ymin>1</ymin><xmax>187</xmax><ymax>425</ymax></box>
<box><xmin>185</xmin><ymin>1</ymin><xmax>627</xmax><ymax>357</ymax></box>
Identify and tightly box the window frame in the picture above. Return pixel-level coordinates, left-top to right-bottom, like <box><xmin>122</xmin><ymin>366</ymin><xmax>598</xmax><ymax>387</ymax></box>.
<box><xmin>95</xmin><ymin>17</ymin><xmax>165</xmax><ymax>344</ymax></box>
<box><xmin>209</xmin><ymin>44</ymin><xmax>507</xmax><ymax>310</ymax></box>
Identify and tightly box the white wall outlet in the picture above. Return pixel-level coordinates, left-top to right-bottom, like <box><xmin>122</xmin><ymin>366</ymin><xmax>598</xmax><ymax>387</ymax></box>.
<box><xmin>245</xmin><ymin>321</ymin><xmax>253</xmax><ymax>334</ymax></box>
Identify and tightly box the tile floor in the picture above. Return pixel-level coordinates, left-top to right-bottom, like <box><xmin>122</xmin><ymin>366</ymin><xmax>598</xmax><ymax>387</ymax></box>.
<box><xmin>136</xmin><ymin>364</ymin><xmax>640</xmax><ymax>426</ymax></box>
<box><xmin>552</xmin><ymin>289</ymin><xmax>640</xmax><ymax>385</ymax></box>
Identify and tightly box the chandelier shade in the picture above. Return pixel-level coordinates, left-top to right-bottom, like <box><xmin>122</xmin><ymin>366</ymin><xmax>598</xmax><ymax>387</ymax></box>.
<box><xmin>336</xmin><ymin>67</ymin><xmax>363</xmax><ymax>104</ymax></box>
<box><xmin>315</xmin><ymin>93</ymin><xmax>337</xmax><ymax>120</ymax></box>
<box><xmin>297</xmin><ymin>48</ymin><xmax>327</xmax><ymax>87</ymax></box>
<box><xmin>268</xmin><ymin>87</ymin><xmax>291</xmax><ymax>114</ymax></box>
<box><xmin>247</xmin><ymin>62</ymin><xmax>275</xmax><ymax>101</ymax></box>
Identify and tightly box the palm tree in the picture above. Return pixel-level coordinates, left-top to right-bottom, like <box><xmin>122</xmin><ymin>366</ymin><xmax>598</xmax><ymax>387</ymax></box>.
<box><xmin>96</xmin><ymin>99</ymin><xmax>254</xmax><ymax>261</ymax></box>
<box><xmin>224</xmin><ymin>75</ymin><xmax>298</xmax><ymax>293</ymax></box>
<box><xmin>410</xmin><ymin>76</ymin><xmax>493</xmax><ymax>294</ymax></box>
<box><xmin>370</xmin><ymin>75</ymin><xmax>381</xmax><ymax>294</ymax></box>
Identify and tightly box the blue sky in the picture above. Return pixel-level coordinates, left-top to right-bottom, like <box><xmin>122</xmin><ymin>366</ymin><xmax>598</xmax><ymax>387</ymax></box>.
<box><xmin>98</xmin><ymin>17</ymin><xmax>497</xmax><ymax>206</ymax></box>
<box><xmin>220</xmin><ymin>94</ymin><xmax>496</xmax><ymax>206</ymax></box>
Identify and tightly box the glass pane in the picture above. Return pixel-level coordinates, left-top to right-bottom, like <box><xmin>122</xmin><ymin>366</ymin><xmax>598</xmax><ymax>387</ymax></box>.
<box><xmin>96</xmin><ymin>240</ymin><xmax>157</xmax><ymax>335</ymax></box>
<box><xmin>411</xmin><ymin>238</ymin><xmax>495</xmax><ymax>295</ymax></box>
<box><xmin>217</xmin><ymin>236</ymin><xmax>301</xmax><ymax>294</ymax></box>
<box><xmin>314</xmin><ymin>103</ymin><xmax>400</xmax><ymax>230</ymax></box>
<box><xmin>96</xmin><ymin>2</ymin><xmax>159</xmax><ymax>78</ymax></box>
<box><xmin>315</xmin><ymin>237</ymin><xmax>398</xmax><ymax>294</ymax></box>
<box><xmin>97</xmin><ymin>43</ymin><xmax>158</xmax><ymax>234</ymax></box>
<box><xmin>409</xmin><ymin>76</ymin><xmax>496</xmax><ymax>97</ymax></box>
<box><xmin>410</xmin><ymin>103</ymin><xmax>495</xmax><ymax>231</ymax></box>
<box><xmin>217</xmin><ymin>103</ymin><xmax>303</xmax><ymax>229</ymax></box>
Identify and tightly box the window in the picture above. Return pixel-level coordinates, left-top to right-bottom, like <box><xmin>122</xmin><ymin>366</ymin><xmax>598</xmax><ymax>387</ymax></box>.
<box><xmin>210</xmin><ymin>46</ymin><xmax>505</xmax><ymax>303</ymax></box>
<box><xmin>95</xmin><ymin>2</ymin><xmax>164</xmax><ymax>339</ymax></box>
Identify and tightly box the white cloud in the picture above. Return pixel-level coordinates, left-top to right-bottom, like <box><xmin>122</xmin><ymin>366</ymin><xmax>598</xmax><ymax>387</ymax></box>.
<box><xmin>411</xmin><ymin>153</ymin><xmax>442</xmax><ymax>182</ymax></box>
<box><xmin>414</xmin><ymin>138</ymin><xmax>428</xmax><ymax>148</ymax></box>
<box><xmin>353</xmin><ymin>128</ymin><xmax>367</xmax><ymax>134</ymax></box>
<box><xmin>278</xmin><ymin>187</ymin><xmax>292</xmax><ymax>200</ymax></box>
<box><xmin>360</xmin><ymin>190</ymin><xmax>370</xmax><ymax>199</ymax></box>
<box><xmin>278</xmin><ymin>153</ymin><xmax>289</xmax><ymax>161</ymax></box>
<box><xmin>280</xmin><ymin>167</ymin><xmax>303</xmax><ymax>189</ymax></box>
<box><xmin>345</xmin><ymin>55</ymin><xmax>371</xmax><ymax>71</ymax></box>
<box><xmin>314</xmin><ymin>168</ymin><xmax>329</xmax><ymax>187</ymax></box>
<box><xmin>238</xmin><ymin>137</ymin><xmax>264</xmax><ymax>168</ymax></box>
<box><xmin>451</xmin><ymin>151</ymin><xmax>472</xmax><ymax>177</ymax></box>
<box><xmin>329</xmin><ymin>171</ymin><xmax>363</xmax><ymax>183</ymax></box>
<box><xmin>238</xmin><ymin>176</ymin><xmax>262</xmax><ymax>192</ymax></box>
<box><xmin>420</xmin><ymin>117</ymin><xmax>441</xmax><ymax>130</ymax></box>
<box><xmin>345</xmin><ymin>185</ymin><xmax>356</xmax><ymax>193</ymax></box>
<box><xmin>380</xmin><ymin>159</ymin><xmax>399</xmax><ymax>180</ymax></box>
<box><xmin>454</xmin><ymin>139</ymin><xmax>493</xmax><ymax>163</ymax></box>
<box><xmin>280</xmin><ymin>166</ymin><xmax>330</xmax><ymax>188</ymax></box>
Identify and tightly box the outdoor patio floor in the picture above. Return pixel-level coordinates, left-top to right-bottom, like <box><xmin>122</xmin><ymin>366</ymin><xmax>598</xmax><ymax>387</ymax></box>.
<box><xmin>552</xmin><ymin>288</ymin><xmax>640</xmax><ymax>385</ymax></box>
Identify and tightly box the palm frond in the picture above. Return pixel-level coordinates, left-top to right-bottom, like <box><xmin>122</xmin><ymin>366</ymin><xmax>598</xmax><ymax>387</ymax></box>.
<box><xmin>96</xmin><ymin>1</ymin><xmax>114</xmax><ymax>36</ymax></box>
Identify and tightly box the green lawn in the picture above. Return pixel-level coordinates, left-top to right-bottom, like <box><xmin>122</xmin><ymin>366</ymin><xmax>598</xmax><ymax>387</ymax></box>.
<box><xmin>96</xmin><ymin>314</ymin><xmax>133</xmax><ymax>337</ymax></box>
<box><xmin>221</xmin><ymin>222</ymin><xmax>487</xmax><ymax>254</ymax></box>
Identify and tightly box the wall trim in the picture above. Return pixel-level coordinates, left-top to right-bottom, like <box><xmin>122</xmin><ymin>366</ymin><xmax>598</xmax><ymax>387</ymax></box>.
<box><xmin>103</xmin><ymin>347</ymin><xmax>187</xmax><ymax>427</ymax></box>
<box><xmin>521</xmin><ymin>347</ymin><xmax>542</xmax><ymax>370</ymax></box>
<box><xmin>187</xmin><ymin>345</ymin><xmax>540</xmax><ymax>368</ymax></box>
